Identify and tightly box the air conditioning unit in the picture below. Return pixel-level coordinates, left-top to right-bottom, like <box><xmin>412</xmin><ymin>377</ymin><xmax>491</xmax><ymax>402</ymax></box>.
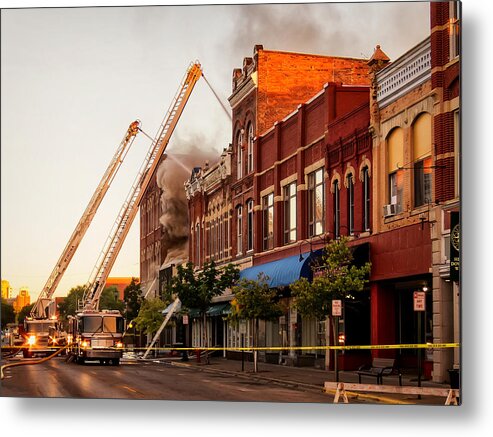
<box><xmin>383</xmin><ymin>203</ymin><xmax>397</xmax><ymax>218</ymax></box>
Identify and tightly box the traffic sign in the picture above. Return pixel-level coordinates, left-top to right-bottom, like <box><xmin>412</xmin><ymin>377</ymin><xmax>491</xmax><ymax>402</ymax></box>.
<box><xmin>182</xmin><ymin>315</ymin><xmax>189</xmax><ymax>325</ymax></box>
<box><xmin>332</xmin><ymin>300</ymin><xmax>342</xmax><ymax>317</ymax></box>
<box><xmin>413</xmin><ymin>291</ymin><xmax>426</xmax><ymax>311</ymax></box>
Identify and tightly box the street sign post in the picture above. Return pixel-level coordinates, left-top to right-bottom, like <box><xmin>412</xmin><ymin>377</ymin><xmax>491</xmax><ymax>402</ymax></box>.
<box><xmin>332</xmin><ymin>300</ymin><xmax>342</xmax><ymax>382</ymax></box>
<box><xmin>413</xmin><ymin>291</ymin><xmax>426</xmax><ymax>311</ymax></box>
<box><xmin>413</xmin><ymin>291</ymin><xmax>426</xmax><ymax>393</ymax></box>
<box><xmin>332</xmin><ymin>300</ymin><xmax>342</xmax><ymax>317</ymax></box>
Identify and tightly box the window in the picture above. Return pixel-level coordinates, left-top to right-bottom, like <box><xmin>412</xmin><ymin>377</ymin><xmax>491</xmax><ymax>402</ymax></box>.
<box><xmin>195</xmin><ymin>223</ymin><xmax>200</xmax><ymax>266</ymax></box>
<box><xmin>449</xmin><ymin>1</ymin><xmax>460</xmax><ymax>60</ymax></box>
<box><xmin>387</xmin><ymin>128</ymin><xmax>404</xmax><ymax>213</ymax></box>
<box><xmin>413</xmin><ymin>113</ymin><xmax>432</xmax><ymax>208</ymax></box>
<box><xmin>247</xmin><ymin>200</ymin><xmax>254</xmax><ymax>252</ymax></box>
<box><xmin>454</xmin><ymin>110</ymin><xmax>460</xmax><ymax>197</ymax></box>
<box><xmin>237</xmin><ymin>206</ymin><xmax>243</xmax><ymax>255</ymax></box>
<box><xmin>262</xmin><ymin>193</ymin><xmax>274</xmax><ymax>250</ymax></box>
<box><xmin>333</xmin><ymin>180</ymin><xmax>340</xmax><ymax>238</ymax></box>
<box><xmin>308</xmin><ymin>168</ymin><xmax>324</xmax><ymax>237</ymax></box>
<box><xmin>236</xmin><ymin>130</ymin><xmax>243</xmax><ymax>179</ymax></box>
<box><xmin>283</xmin><ymin>182</ymin><xmax>297</xmax><ymax>244</ymax></box>
<box><xmin>247</xmin><ymin>123</ymin><xmax>254</xmax><ymax>174</ymax></box>
<box><xmin>346</xmin><ymin>173</ymin><xmax>354</xmax><ymax>234</ymax></box>
<box><xmin>362</xmin><ymin>167</ymin><xmax>371</xmax><ymax>231</ymax></box>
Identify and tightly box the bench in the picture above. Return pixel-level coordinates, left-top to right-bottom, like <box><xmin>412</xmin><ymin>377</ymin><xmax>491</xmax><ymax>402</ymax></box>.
<box><xmin>357</xmin><ymin>358</ymin><xmax>402</xmax><ymax>386</ymax></box>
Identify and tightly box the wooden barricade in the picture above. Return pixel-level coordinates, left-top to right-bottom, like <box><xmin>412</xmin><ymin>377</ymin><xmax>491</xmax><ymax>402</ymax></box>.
<box><xmin>324</xmin><ymin>382</ymin><xmax>459</xmax><ymax>405</ymax></box>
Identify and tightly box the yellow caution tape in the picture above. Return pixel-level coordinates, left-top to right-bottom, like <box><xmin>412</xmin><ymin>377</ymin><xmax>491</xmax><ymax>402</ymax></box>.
<box><xmin>112</xmin><ymin>343</ymin><xmax>460</xmax><ymax>352</ymax></box>
<box><xmin>2</xmin><ymin>343</ymin><xmax>459</xmax><ymax>354</ymax></box>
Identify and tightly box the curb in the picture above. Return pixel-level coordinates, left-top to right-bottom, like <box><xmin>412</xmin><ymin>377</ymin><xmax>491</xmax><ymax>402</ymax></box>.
<box><xmin>165</xmin><ymin>360</ymin><xmax>326</xmax><ymax>394</ymax></box>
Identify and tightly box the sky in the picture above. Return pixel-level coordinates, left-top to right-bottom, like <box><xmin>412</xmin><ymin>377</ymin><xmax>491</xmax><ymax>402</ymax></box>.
<box><xmin>1</xmin><ymin>0</ymin><xmax>431</xmax><ymax>302</ymax></box>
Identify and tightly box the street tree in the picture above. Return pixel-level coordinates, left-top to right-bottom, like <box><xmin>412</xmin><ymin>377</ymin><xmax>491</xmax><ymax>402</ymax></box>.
<box><xmin>99</xmin><ymin>286</ymin><xmax>125</xmax><ymax>313</ymax></box>
<box><xmin>58</xmin><ymin>285</ymin><xmax>125</xmax><ymax>321</ymax></box>
<box><xmin>134</xmin><ymin>297</ymin><xmax>167</xmax><ymax>336</ymax></box>
<box><xmin>17</xmin><ymin>303</ymin><xmax>35</xmax><ymax>324</ymax></box>
<box><xmin>1</xmin><ymin>299</ymin><xmax>15</xmax><ymax>328</ymax></box>
<box><xmin>123</xmin><ymin>277</ymin><xmax>142</xmax><ymax>322</ymax></box>
<box><xmin>58</xmin><ymin>285</ymin><xmax>85</xmax><ymax>320</ymax></box>
<box><xmin>228</xmin><ymin>273</ymin><xmax>283</xmax><ymax>372</ymax></box>
<box><xmin>290</xmin><ymin>236</ymin><xmax>371</xmax><ymax>370</ymax></box>
<box><xmin>167</xmin><ymin>260</ymin><xmax>239</xmax><ymax>362</ymax></box>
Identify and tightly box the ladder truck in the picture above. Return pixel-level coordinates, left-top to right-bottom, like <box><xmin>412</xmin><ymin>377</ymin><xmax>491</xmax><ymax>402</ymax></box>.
<box><xmin>22</xmin><ymin>121</ymin><xmax>141</xmax><ymax>358</ymax></box>
<box><xmin>68</xmin><ymin>62</ymin><xmax>202</xmax><ymax>365</ymax></box>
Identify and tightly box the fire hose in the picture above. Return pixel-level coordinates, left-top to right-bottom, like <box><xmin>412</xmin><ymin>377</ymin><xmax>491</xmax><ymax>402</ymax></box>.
<box><xmin>0</xmin><ymin>344</ymin><xmax>70</xmax><ymax>380</ymax></box>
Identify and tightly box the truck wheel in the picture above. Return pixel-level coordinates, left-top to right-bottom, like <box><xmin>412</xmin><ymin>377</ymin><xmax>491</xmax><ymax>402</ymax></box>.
<box><xmin>111</xmin><ymin>358</ymin><xmax>120</xmax><ymax>366</ymax></box>
<box><xmin>23</xmin><ymin>350</ymin><xmax>33</xmax><ymax>359</ymax></box>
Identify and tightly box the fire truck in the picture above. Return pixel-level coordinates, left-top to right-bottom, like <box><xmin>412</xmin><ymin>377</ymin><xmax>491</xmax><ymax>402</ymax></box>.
<box><xmin>20</xmin><ymin>121</ymin><xmax>141</xmax><ymax>359</ymax></box>
<box><xmin>68</xmin><ymin>62</ymin><xmax>202</xmax><ymax>366</ymax></box>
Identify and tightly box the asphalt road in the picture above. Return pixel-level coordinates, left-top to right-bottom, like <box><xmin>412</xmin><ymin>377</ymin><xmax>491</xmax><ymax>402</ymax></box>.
<box><xmin>0</xmin><ymin>356</ymin><xmax>331</xmax><ymax>403</ymax></box>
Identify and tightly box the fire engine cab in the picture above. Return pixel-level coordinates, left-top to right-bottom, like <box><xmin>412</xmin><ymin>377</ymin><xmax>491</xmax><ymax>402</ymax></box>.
<box><xmin>68</xmin><ymin>310</ymin><xmax>124</xmax><ymax>365</ymax></box>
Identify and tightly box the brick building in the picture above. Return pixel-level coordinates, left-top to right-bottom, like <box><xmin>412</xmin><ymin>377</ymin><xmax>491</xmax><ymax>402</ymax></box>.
<box><xmin>366</xmin><ymin>0</ymin><xmax>460</xmax><ymax>383</ymax></box>
<box><xmin>183</xmin><ymin>3</ymin><xmax>460</xmax><ymax>380</ymax></box>
<box><xmin>140</xmin><ymin>168</ymin><xmax>165</xmax><ymax>297</ymax></box>
<box><xmin>429</xmin><ymin>0</ymin><xmax>460</xmax><ymax>380</ymax></box>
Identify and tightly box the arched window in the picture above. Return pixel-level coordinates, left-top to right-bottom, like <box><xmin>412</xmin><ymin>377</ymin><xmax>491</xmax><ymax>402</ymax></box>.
<box><xmin>237</xmin><ymin>130</ymin><xmax>243</xmax><ymax>180</ymax></box>
<box><xmin>308</xmin><ymin>168</ymin><xmax>324</xmax><ymax>237</ymax></box>
<box><xmin>195</xmin><ymin>222</ymin><xmax>200</xmax><ymax>266</ymax></box>
<box><xmin>236</xmin><ymin>205</ymin><xmax>243</xmax><ymax>255</ymax></box>
<box><xmin>262</xmin><ymin>193</ymin><xmax>274</xmax><ymax>250</ymax></box>
<box><xmin>247</xmin><ymin>199</ymin><xmax>254</xmax><ymax>252</ymax></box>
<box><xmin>412</xmin><ymin>113</ymin><xmax>432</xmax><ymax>208</ymax></box>
<box><xmin>362</xmin><ymin>166</ymin><xmax>371</xmax><ymax>231</ymax></box>
<box><xmin>333</xmin><ymin>180</ymin><xmax>340</xmax><ymax>238</ymax></box>
<box><xmin>283</xmin><ymin>182</ymin><xmax>297</xmax><ymax>244</ymax></box>
<box><xmin>247</xmin><ymin>123</ymin><xmax>254</xmax><ymax>174</ymax></box>
<box><xmin>387</xmin><ymin>127</ymin><xmax>404</xmax><ymax>213</ymax></box>
<box><xmin>346</xmin><ymin>173</ymin><xmax>354</xmax><ymax>234</ymax></box>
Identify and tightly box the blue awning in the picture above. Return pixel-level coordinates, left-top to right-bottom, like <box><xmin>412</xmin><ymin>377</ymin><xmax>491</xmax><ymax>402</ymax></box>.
<box><xmin>239</xmin><ymin>250</ymin><xmax>322</xmax><ymax>288</ymax></box>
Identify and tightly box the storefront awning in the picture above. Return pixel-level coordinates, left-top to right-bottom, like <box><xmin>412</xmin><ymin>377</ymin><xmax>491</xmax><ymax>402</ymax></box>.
<box><xmin>186</xmin><ymin>303</ymin><xmax>231</xmax><ymax>318</ymax></box>
<box><xmin>239</xmin><ymin>250</ymin><xmax>321</xmax><ymax>288</ymax></box>
<box><xmin>162</xmin><ymin>300</ymin><xmax>182</xmax><ymax>315</ymax></box>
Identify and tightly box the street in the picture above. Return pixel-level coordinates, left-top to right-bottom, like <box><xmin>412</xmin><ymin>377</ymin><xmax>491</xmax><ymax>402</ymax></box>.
<box><xmin>0</xmin><ymin>356</ymin><xmax>331</xmax><ymax>403</ymax></box>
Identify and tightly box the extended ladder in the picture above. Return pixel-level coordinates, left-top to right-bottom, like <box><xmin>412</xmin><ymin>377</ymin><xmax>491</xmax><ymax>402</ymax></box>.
<box><xmin>31</xmin><ymin>120</ymin><xmax>140</xmax><ymax>319</ymax></box>
<box><xmin>82</xmin><ymin>62</ymin><xmax>202</xmax><ymax>310</ymax></box>
<box><xmin>142</xmin><ymin>298</ymin><xmax>181</xmax><ymax>359</ymax></box>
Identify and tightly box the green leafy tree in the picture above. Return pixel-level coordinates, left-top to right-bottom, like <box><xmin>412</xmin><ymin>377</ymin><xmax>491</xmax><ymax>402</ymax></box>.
<box><xmin>123</xmin><ymin>277</ymin><xmax>142</xmax><ymax>322</ymax></box>
<box><xmin>167</xmin><ymin>261</ymin><xmax>240</xmax><ymax>361</ymax></box>
<box><xmin>291</xmin><ymin>236</ymin><xmax>371</xmax><ymax>369</ymax></box>
<box><xmin>57</xmin><ymin>285</ymin><xmax>86</xmax><ymax>320</ymax></box>
<box><xmin>17</xmin><ymin>303</ymin><xmax>35</xmax><ymax>324</ymax></box>
<box><xmin>134</xmin><ymin>297</ymin><xmax>167</xmax><ymax>336</ymax></box>
<box><xmin>99</xmin><ymin>286</ymin><xmax>125</xmax><ymax>312</ymax></box>
<box><xmin>228</xmin><ymin>273</ymin><xmax>283</xmax><ymax>372</ymax></box>
<box><xmin>1</xmin><ymin>298</ymin><xmax>15</xmax><ymax>328</ymax></box>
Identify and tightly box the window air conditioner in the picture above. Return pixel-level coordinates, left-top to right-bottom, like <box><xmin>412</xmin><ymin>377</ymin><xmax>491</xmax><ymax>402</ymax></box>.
<box><xmin>383</xmin><ymin>203</ymin><xmax>397</xmax><ymax>218</ymax></box>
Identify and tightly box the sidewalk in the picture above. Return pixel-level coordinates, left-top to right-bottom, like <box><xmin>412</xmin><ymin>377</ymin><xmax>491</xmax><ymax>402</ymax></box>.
<box><xmin>145</xmin><ymin>353</ymin><xmax>457</xmax><ymax>405</ymax></box>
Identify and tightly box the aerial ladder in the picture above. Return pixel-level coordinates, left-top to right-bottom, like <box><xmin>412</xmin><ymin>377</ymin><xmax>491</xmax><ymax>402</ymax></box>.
<box><xmin>22</xmin><ymin>120</ymin><xmax>140</xmax><ymax>358</ymax></box>
<box><xmin>68</xmin><ymin>62</ymin><xmax>202</xmax><ymax>365</ymax></box>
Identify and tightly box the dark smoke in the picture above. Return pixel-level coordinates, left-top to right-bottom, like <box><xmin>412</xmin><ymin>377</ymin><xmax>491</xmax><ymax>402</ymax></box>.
<box><xmin>221</xmin><ymin>3</ymin><xmax>429</xmax><ymax>63</ymax></box>
<box><xmin>156</xmin><ymin>135</ymin><xmax>220</xmax><ymax>267</ymax></box>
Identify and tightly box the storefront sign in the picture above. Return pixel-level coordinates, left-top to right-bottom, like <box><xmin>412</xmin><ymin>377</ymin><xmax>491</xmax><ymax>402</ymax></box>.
<box><xmin>450</xmin><ymin>211</ymin><xmax>460</xmax><ymax>282</ymax></box>
<box><xmin>413</xmin><ymin>291</ymin><xmax>426</xmax><ymax>311</ymax></box>
<box><xmin>332</xmin><ymin>300</ymin><xmax>342</xmax><ymax>317</ymax></box>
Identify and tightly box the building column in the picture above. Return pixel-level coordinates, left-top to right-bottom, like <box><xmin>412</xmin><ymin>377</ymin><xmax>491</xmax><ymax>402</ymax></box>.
<box><xmin>370</xmin><ymin>282</ymin><xmax>396</xmax><ymax>358</ymax></box>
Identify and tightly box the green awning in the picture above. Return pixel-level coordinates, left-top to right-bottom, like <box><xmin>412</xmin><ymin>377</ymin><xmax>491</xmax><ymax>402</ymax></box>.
<box><xmin>207</xmin><ymin>303</ymin><xmax>230</xmax><ymax>317</ymax></box>
<box><xmin>186</xmin><ymin>303</ymin><xmax>231</xmax><ymax>318</ymax></box>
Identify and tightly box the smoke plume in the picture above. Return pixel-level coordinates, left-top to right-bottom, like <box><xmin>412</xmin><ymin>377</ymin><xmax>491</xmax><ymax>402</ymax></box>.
<box><xmin>156</xmin><ymin>135</ymin><xmax>220</xmax><ymax>267</ymax></box>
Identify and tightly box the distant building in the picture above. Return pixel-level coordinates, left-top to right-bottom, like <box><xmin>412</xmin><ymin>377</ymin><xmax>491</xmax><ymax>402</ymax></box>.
<box><xmin>13</xmin><ymin>287</ymin><xmax>30</xmax><ymax>313</ymax></box>
<box><xmin>1</xmin><ymin>279</ymin><xmax>13</xmax><ymax>300</ymax></box>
